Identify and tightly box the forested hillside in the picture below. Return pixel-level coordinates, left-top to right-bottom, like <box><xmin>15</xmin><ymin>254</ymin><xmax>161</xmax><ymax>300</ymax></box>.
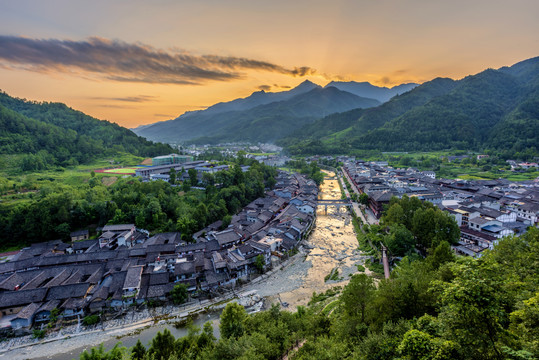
<box><xmin>281</xmin><ymin>56</ymin><xmax>539</xmax><ymax>156</ymax></box>
<box><xmin>0</xmin><ymin>91</ymin><xmax>173</xmax><ymax>170</ymax></box>
<box><xmin>279</xmin><ymin>78</ymin><xmax>457</xmax><ymax>154</ymax></box>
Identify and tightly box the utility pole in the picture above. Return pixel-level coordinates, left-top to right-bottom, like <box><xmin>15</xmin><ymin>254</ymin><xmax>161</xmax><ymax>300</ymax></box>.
<box><xmin>381</xmin><ymin>245</ymin><xmax>390</xmax><ymax>279</ymax></box>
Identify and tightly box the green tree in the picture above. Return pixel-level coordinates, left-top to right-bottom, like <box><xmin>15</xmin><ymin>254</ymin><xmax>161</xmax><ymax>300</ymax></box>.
<box><xmin>359</xmin><ymin>193</ymin><xmax>369</xmax><ymax>206</ymax></box>
<box><xmin>435</xmin><ymin>260</ymin><xmax>505</xmax><ymax>360</ymax></box>
<box><xmin>171</xmin><ymin>283</ymin><xmax>188</xmax><ymax>305</ymax></box>
<box><xmin>188</xmin><ymin>168</ymin><xmax>198</xmax><ymax>186</ymax></box>
<box><xmin>383</xmin><ymin>203</ymin><xmax>405</xmax><ymax>226</ymax></box>
<box><xmin>148</xmin><ymin>329</ymin><xmax>176</xmax><ymax>360</ymax></box>
<box><xmin>341</xmin><ymin>274</ymin><xmax>375</xmax><ymax>323</ymax></box>
<box><xmin>427</xmin><ymin>241</ymin><xmax>455</xmax><ymax>270</ymax></box>
<box><xmin>198</xmin><ymin>321</ymin><xmax>216</xmax><ymax>350</ymax></box>
<box><xmin>221</xmin><ymin>214</ymin><xmax>232</xmax><ymax>229</ymax></box>
<box><xmin>169</xmin><ymin>167</ymin><xmax>177</xmax><ymax>184</ymax></box>
<box><xmin>254</xmin><ymin>254</ymin><xmax>265</xmax><ymax>273</ymax></box>
<box><xmin>220</xmin><ymin>302</ymin><xmax>247</xmax><ymax>339</ymax></box>
<box><xmin>384</xmin><ymin>224</ymin><xmax>415</xmax><ymax>257</ymax></box>
<box><xmin>398</xmin><ymin>329</ymin><xmax>433</xmax><ymax>360</ymax></box>
<box><xmin>131</xmin><ymin>339</ymin><xmax>146</xmax><ymax>360</ymax></box>
<box><xmin>510</xmin><ymin>292</ymin><xmax>539</xmax><ymax>357</ymax></box>
<box><xmin>182</xmin><ymin>181</ymin><xmax>191</xmax><ymax>192</ymax></box>
<box><xmin>202</xmin><ymin>172</ymin><xmax>215</xmax><ymax>186</ymax></box>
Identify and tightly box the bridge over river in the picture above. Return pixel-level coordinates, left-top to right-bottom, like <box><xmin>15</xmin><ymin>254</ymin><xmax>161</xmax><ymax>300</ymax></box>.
<box><xmin>317</xmin><ymin>198</ymin><xmax>352</xmax><ymax>213</ymax></box>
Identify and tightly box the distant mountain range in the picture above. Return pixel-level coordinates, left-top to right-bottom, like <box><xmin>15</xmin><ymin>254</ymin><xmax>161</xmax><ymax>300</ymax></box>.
<box><xmin>279</xmin><ymin>56</ymin><xmax>539</xmax><ymax>155</ymax></box>
<box><xmin>132</xmin><ymin>80</ymin><xmax>386</xmax><ymax>144</ymax></box>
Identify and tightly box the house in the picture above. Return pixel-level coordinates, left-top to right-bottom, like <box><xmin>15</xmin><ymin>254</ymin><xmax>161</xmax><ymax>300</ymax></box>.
<box><xmin>0</xmin><ymin>288</ymin><xmax>47</xmax><ymax>319</ymax></box>
<box><xmin>369</xmin><ymin>191</ymin><xmax>394</xmax><ymax>218</ymax></box>
<box><xmin>507</xmin><ymin>201</ymin><xmax>539</xmax><ymax>225</ymax></box>
<box><xmin>71</xmin><ymin>239</ymin><xmax>98</xmax><ymax>254</ymax></box>
<box><xmin>61</xmin><ymin>297</ymin><xmax>86</xmax><ymax>319</ymax></box>
<box><xmin>421</xmin><ymin>171</ymin><xmax>436</xmax><ymax>179</ymax></box>
<box><xmin>152</xmin><ymin>154</ymin><xmax>194</xmax><ymax>166</ymax></box>
<box><xmin>122</xmin><ymin>265</ymin><xmax>144</xmax><ymax>302</ymax></box>
<box><xmin>467</xmin><ymin>217</ymin><xmax>512</xmax><ymax>238</ymax></box>
<box><xmin>257</xmin><ymin>236</ymin><xmax>282</xmax><ymax>252</ymax></box>
<box><xmin>99</xmin><ymin>224</ymin><xmax>137</xmax><ymax>248</ymax></box>
<box><xmin>460</xmin><ymin>226</ymin><xmax>498</xmax><ymax>251</ymax></box>
<box><xmin>448</xmin><ymin>207</ymin><xmax>480</xmax><ymax>227</ymax></box>
<box><xmin>212</xmin><ymin>229</ymin><xmax>242</xmax><ymax>249</ymax></box>
<box><xmin>11</xmin><ymin>302</ymin><xmax>40</xmax><ymax>330</ymax></box>
<box><xmin>70</xmin><ymin>230</ymin><xmax>89</xmax><ymax>242</ymax></box>
<box><xmin>35</xmin><ymin>300</ymin><xmax>61</xmax><ymax>323</ymax></box>
<box><xmin>297</xmin><ymin>201</ymin><xmax>316</xmax><ymax>215</ymax></box>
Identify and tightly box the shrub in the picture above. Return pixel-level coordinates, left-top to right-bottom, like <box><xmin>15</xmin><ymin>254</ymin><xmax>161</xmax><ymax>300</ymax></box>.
<box><xmin>82</xmin><ymin>314</ymin><xmax>100</xmax><ymax>326</ymax></box>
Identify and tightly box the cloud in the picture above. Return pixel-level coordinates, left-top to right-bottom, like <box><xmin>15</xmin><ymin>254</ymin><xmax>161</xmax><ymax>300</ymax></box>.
<box><xmin>96</xmin><ymin>104</ymin><xmax>137</xmax><ymax>109</ymax></box>
<box><xmin>0</xmin><ymin>36</ymin><xmax>317</xmax><ymax>85</ymax></box>
<box><xmin>258</xmin><ymin>85</ymin><xmax>272</xmax><ymax>91</ymax></box>
<box><xmin>154</xmin><ymin>113</ymin><xmax>174</xmax><ymax>118</ymax></box>
<box><xmin>91</xmin><ymin>95</ymin><xmax>158</xmax><ymax>103</ymax></box>
<box><xmin>380</xmin><ymin>76</ymin><xmax>391</xmax><ymax>85</ymax></box>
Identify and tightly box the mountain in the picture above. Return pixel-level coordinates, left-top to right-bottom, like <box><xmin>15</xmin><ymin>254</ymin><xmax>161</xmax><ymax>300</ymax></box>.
<box><xmin>134</xmin><ymin>82</ymin><xmax>381</xmax><ymax>144</ymax></box>
<box><xmin>279</xmin><ymin>77</ymin><xmax>456</xmax><ymax>153</ymax></box>
<box><xmin>132</xmin><ymin>80</ymin><xmax>321</xmax><ymax>134</ymax></box>
<box><xmin>281</xmin><ymin>56</ymin><xmax>539</xmax><ymax>155</ymax></box>
<box><xmin>0</xmin><ymin>91</ymin><xmax>173</xmax><ymax>170</ymax></box>
<box><xmin>324</xmin><ymin>81</ymin><xmax>418</xmax><ymax>102</ymax></box>
<box><xmin>198</xmin><ymin>79</ymin><xmax>322</xmax><ymax>116</ymax></box>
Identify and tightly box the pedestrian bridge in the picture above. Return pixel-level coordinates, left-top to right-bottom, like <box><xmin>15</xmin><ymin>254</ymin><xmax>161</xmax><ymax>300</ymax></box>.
<box><xmin>317</xmin><ymin>199</ymin><xmax>351</xmax><ymax>205</ymax></box>
<box><xmin>317</xmin><ymin>199</ymin><xmax>352</xmax><ymax>213</ymax></box>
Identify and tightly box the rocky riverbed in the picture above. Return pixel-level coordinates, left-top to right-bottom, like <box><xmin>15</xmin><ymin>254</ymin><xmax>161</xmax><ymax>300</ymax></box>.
<box><xmin>253</xmin><ymin>175</ymin><xmax>371</xmax><ymax>308</ymax></box>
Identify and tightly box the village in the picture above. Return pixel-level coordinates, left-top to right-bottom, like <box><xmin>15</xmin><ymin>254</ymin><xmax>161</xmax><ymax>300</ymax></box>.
<box><xmin>1</xmin><ymin>151</ymin><xmax>538</xmax><ymax>355</ymax></box>
<box><xmin>0</xmin><ymin>168</ymin><xmax>318</xmax><ymax>339</ymax></box>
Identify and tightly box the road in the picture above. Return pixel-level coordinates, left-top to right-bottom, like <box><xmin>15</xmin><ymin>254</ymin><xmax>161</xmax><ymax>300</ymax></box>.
<box><xmin>336</xmin><ymin>170</ymin><xmax>378</xmax><ymax>225</ymax></box>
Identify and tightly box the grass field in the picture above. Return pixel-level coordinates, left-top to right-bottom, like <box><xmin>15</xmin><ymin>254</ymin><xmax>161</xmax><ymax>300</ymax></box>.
<box><xmin>95</xmin><ymin>167</ymin><xmax>138</xmax><ymax>174</ymax></box>
<box><xmin>0</xmin><ymin>153</ymin><xmax>146</xmax><ymax>205</ymax></box>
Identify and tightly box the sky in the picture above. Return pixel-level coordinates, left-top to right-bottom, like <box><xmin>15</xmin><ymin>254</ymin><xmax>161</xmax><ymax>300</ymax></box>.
<box><xmin>0</xmin><ymin>0</ymin><xmax>538</xmax><ymax>128</ymax></box>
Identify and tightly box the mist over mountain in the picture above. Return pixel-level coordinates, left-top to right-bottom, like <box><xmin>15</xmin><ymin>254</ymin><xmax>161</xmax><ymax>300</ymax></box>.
<box><xmin>324</xmin><ymin>81</ymin><xmax>418</xmax><ymax>103</ymax></box>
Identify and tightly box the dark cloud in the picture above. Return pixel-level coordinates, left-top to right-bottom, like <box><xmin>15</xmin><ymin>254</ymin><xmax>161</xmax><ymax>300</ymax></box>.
<box><xmin>96</xmin><ymin>104</ymin><xmax>136</xmax><ymax>109</ymax></box>
<box><xmin>154</xmin><ymin>113</ymin><xmax>174</xmax><ymax>118</ymax></box>
<box><xmin>379</xmin><ymin>76</ymin><xmax>391</xmax><ymax>85</ymax></box>
<box><xmin>258</xmin><ymin>85</ymin><xmax>272</xmax><ymax>91</ymax></box>
<box><xmin>0</xmin><ymin>36</ymin><xmax>317</xmax><ymax>85</ymax></box>
<box><xmin>273</xmin><ymin>84</ymin><xmax>291</xmax><ymax>89</ymax></box>
<box><xmin>91</xmin><ymin>95</ymin><xmax>158</xmax><ymax>103</ymax></box>
<box><xmin>391</xmin><ymin>69</ymin><xmax>409</xmax><ymax>75</ymax></box>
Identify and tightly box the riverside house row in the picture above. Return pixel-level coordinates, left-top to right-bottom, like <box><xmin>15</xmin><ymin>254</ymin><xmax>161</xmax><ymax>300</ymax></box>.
<box><xmin>341</xmin><ymin>158</ymin><xmax>538</xmax><ymax>258</ymax></box>
<box><xmin>0</xmin><ymin>171</ymin><xmax>317</xmax><ymax>334</ymax></box>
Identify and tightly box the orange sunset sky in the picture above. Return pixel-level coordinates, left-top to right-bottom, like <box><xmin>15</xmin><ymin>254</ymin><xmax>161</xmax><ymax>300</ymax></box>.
<box><xmin>1</xmin><ymin>0</ymin><xmax>538</xmax><ymax>128</ymax></box>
